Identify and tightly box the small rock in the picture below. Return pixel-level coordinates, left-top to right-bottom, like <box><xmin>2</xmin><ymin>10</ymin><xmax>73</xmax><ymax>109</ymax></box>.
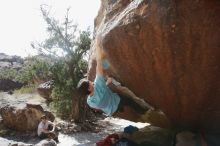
<box><xmin>37</xmin><ymin>81</ymin><xmax>54</xmax><ymax>101</ymax></box>
<box><xmin>35</xmin><ymin>139</ymin><xmax>57</xmax><ymax>146</ymax></box>
<box><xmin>10</xmin><ymin>143</ymin><xmax>18</xmax><ymax>146</ymax></box>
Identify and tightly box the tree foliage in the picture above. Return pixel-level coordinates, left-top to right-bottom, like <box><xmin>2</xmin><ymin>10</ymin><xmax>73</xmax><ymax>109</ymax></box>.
<box><xmin>0</xmin><ymin>68</ymin><xmax>17</xmax><ymax>81</ymax></box>
<box><xmin>31</xmin><ymin>5</ymin><xmax>91</xmax><ymax>120</ymax></box>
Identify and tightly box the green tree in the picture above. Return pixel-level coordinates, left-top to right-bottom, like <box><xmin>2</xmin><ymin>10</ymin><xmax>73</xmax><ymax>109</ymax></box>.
<box><xmin>32</xmin><ymin>5</ymin><xmax>91</xmax><ymax>121</ymax></box>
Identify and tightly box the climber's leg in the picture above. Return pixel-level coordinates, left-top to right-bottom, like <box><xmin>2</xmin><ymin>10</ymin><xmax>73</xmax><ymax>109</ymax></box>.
<box><xmin>117</xmin><ymin>93</ymin><xmax>145</xmax><ymax>114</ymax></box>
<box><xmin>117</xmin><ymin>86</ymin><xmax>153</xmax><ymax>110</ymax></box>
<box><xmin>109</xmin><ymin>78</ymin><xmax>154</xmax><ymax>110</ymax></box>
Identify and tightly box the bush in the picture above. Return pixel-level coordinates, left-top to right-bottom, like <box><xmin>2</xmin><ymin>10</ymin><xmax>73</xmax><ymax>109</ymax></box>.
<box><xmin>0</xmin><ymin>56</ymin><xmax>52</xmax><ymax>86</ymax></box>
<box><xmin>17</xmin><ymin>57</ymin><xmax>53</xmax><ymax>84</ymax></box>
<box><xmin>0</xmin><ymin>68</ymin><xmax>17</xmax><ymax>81</ymax></box>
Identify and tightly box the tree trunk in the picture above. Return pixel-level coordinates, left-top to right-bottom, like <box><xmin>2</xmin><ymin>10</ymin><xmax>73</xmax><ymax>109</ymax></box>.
<box><xmin>71</xmin><ymin>91</ymin><xmax>91</xmax><ymax>122</ymax></box>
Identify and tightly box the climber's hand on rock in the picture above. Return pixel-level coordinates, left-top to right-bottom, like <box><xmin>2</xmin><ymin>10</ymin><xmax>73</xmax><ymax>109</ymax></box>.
<box><xmin>106</xmin><ymin>77</ymin><xmax>113</xmax><ymax>85</ymax></box>
<box><xmin>149</xmin><ymin>106</ymin><xmax>155</xmax><ymax>111</ymax></box>
<box><xmin>50</xmin><ymin>129</ymin><xmax>54</xmax><ymax>133</ymax></box>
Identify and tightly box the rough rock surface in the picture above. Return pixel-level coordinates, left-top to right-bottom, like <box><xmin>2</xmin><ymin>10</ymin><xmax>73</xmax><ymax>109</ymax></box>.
<box><xmin>88</xmin><ymin>0</ymin><xmax>220</xmax><ymax>132</ymax></box>
<box><xmin>0</xmin><ymin>103</ymin><xmax>54</xmax><ymax>132</ymax></box>
<box><xmin>131</xmin><ymin>125</ymin><xmax>174</xmax><ymax>146</ymax></box>
<box><xmin>0</xmin><ymin>137</ymin><xmax>57</xmax><ymax>146</ymax></box>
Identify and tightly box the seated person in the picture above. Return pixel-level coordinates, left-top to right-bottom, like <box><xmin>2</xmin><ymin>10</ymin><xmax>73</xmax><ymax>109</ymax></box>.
<box><xmin>77</xmin><ymin>36</ymin><xmax>154</xmax><ymax>117</ymax></box>
<box><xmin>37</xmin><ymin>115</ymin><xmax>59</xmax><ymax>143</ymax></box>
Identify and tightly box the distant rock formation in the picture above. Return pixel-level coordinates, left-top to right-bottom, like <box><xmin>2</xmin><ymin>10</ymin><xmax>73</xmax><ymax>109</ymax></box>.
<box><xmin>0</xmin><ymin>53</ymin><xmax>24</xmax><ymax>91</ymax></box>
<box><xmin>88</xmin><ymin>0</ymin><xmax>220</xmax><ymax>132</ymax></box>
<box><xmin>0</xmin><ymin>53</ymin><xmax>23</xmax><ymax>70</ymax></box>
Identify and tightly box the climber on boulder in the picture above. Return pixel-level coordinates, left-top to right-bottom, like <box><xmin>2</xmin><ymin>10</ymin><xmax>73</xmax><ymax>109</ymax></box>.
<box><xmin>77</xmin><ymin>35</ymin><xmax>154</xmax><ymax>117</ymax></box>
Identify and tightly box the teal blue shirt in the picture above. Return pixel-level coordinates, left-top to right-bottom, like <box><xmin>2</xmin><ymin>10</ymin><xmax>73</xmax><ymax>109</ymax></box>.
<box><xmin>87</xmin><ymin>74</ymin><xmax>120</xmax><ymax>116</ymax></box>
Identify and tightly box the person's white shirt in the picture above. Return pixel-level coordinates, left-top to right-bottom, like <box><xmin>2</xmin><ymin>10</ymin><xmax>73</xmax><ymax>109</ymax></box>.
<box><xmin>37</xmin><ymin>120</ymin><xmax>53</xmax><ymax>136</ymax></box>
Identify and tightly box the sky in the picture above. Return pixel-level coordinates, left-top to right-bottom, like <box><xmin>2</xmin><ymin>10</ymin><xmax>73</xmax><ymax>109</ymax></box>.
<box><xmin>0</xmin><ymin>0</ymin><xmax>101</xmax><ymax>57</ymax></box>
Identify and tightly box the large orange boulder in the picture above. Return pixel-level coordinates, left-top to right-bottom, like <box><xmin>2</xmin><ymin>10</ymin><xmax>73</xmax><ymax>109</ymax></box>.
<box><xmin>88</xmin><ymin>0</ymin><xmax>220</xmax><ymax>132</ymax></box>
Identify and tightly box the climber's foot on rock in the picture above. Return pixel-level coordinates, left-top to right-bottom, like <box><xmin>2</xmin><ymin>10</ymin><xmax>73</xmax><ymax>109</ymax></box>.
<box><xmin>138</xmin><ymin>99</ymin><xmax>155</xmax><ymax>111</ymax></box>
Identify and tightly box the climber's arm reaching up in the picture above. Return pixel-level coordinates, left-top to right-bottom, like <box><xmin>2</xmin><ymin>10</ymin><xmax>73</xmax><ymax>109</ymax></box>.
<box><xmin>95</xmin><ymin>35</ymin><xmax>104</xmax><ymax>76</ymax></box>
